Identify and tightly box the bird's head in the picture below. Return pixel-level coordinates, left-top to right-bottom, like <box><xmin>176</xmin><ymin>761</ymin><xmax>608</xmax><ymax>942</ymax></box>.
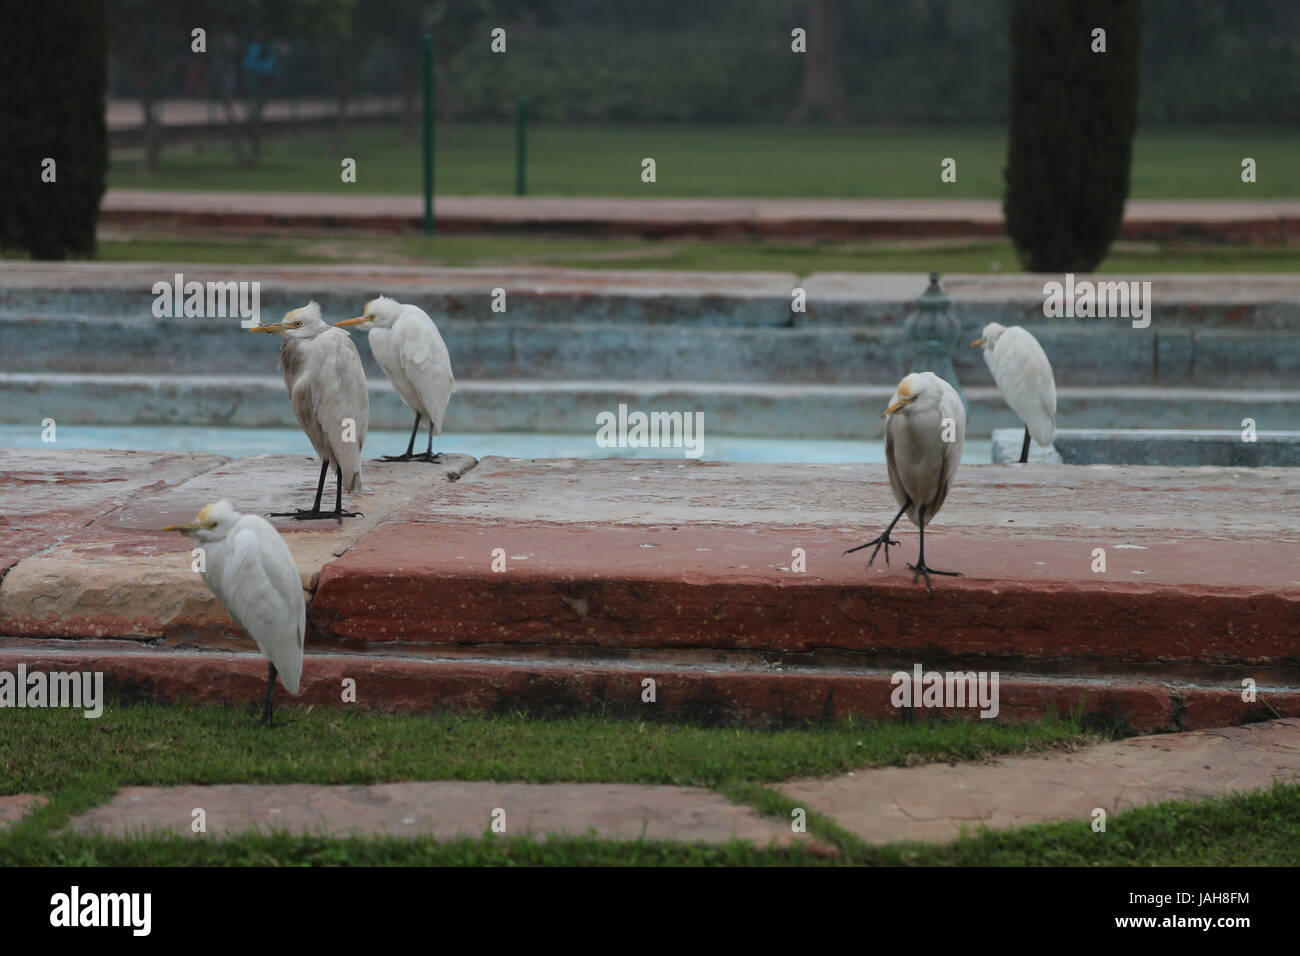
<box><xmin>336</xmin><ymin>295</ymin><xmax>401</xmax><ymax>331</ymax></box>
<box><xmin>250</xmin><ymin>302</ymin><xmax>328</xmax><ymax>339</ymax></box>
<box><xmin>163</xmin><ymin>499</ymin><xmax>240</xmax><ymax>542</ymax></box>
<box><xmin>882</xmin><ymin>372</ymin><xmax>944</xmax><ymax>418</ymax></box>
<box><xmin>970</xmin><ymin>322</ymin><xmax>1007</xmax><ymax>351</ymax></box>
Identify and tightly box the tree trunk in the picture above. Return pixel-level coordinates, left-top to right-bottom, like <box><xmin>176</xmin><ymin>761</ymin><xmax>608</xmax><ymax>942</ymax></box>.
<box><xmin>141</xmin><ymin>95</ymin><xmax>161</xmax><ymax>172</ymax></box>
<box><xmin>789</xmin><ymin>0</ymin><xmax>851</xmax><ymax>125</ymax></box>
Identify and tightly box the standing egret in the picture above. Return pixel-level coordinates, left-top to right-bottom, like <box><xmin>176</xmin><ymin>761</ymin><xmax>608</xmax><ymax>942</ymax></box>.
<box><xmin>335</xmin><ymin>295</ymin><xmax>455</xmax><ymax>462</ymax></box>
<box><xmin>971</xmin><ymin>323</ymin><xmax>1056</xmax><ymax>463</ymax></box>
<box><xmin>163</xmin><ymin>500</ymin><xmax>304</xmax><ymax>727</ymax></box>
<box><xmin>845</xmin><ymin>372</ymin><xmax>965</xmax><ymax>592</ymax></box>
<box><xmin>251</xmin><ymin>302</ymin><xmax>369</xmax><ymax>520</ymax></box>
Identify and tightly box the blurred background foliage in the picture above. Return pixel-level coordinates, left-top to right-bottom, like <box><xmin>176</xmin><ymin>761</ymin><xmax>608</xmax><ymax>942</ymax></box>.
<box><xmin>107</xmin><ymin>0</ymin><xmax>1298</xmax><ymax>127</ymax></box>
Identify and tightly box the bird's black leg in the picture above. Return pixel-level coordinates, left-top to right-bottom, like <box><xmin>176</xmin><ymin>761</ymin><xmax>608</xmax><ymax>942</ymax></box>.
<box><xmin>259</xmin><ymin>662</ymin><xmax>276</xmax><ymax>727</ymax></box>
<box><xmin>327</xmin><ymin>464</ymin><xmax>363</xmax><ymax>522</ymax></box>
<box><xmin>906</xmin><ymin>504</ymin><xmax>961</xmax><ymax>593</ymax></box>
<box><xmin>845</xmin><ymin>499</ymin><xmax>911</xmax><ymax>568</ymax></box>
<box><xmin>269</xmin><ymin>460</ymin><xmax>329</xmax><ymax>520</ymax></box>
<box><xmin>381</xmin><ymin>412</ymin><xmax>422</xmax><ymax>461</ymax></box>
<box><xmin>1018</xmin><ymin>426</ymin><xmax>1031</xmax><ymax>464</ymax></box>
<box><xmin>414</xmin><ymin>418</ymin><xmax>443</xmax><ymax>463</ymax></box>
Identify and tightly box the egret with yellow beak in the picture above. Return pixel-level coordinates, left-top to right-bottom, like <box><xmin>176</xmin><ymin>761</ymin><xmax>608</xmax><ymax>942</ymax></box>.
<box><xmin>251</xmin><ymin>302</ymin><xmax>369</xmax><ymax>519</ymax></box>
<box><xmin>972</xmin><ymin>323</ymin><xmax>1056</xmax><ymax>464</ymax></box>
<box><xmin>163</xmin><ymin>500</ymin><xmax>304</xmax><ymax>726</ymax></box>
<box><xmin>845</xmin><ymin>371</ymin><xmax>965</xmax><ymax>592</ymax></box>
<box><xmin>335</xmin><ymin>295</ymin><xmax>455</xmax><ymax>462</ymax></box>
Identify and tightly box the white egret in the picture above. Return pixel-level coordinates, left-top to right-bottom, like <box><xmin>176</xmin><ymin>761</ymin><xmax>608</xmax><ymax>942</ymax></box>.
<box><xmin>163</xmin><ymin>500</ymin><xmax>304</xmax><ymax>727</ymax></box>
<box><xmin>845</xmin><ymin>371</ymin><xmax>965</xmax><ymax>592</ymax></box>
<box><xmin>971</xmin><ymin>322</ymin><xmax>1056</xmax><ymax>463</ymax></box>
<box><xmin>251</xmin><ymin>302</ymin><xmax>369</xmax><ymax>519</ymax></box>
<box><xmin>335</xmin><ymin>295</ymin><xmax>455</xmax><ymax>462</ymax></box>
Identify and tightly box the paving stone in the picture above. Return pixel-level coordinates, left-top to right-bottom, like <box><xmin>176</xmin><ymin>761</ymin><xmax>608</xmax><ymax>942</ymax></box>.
<box><xmin>67</xmin><ymin>781</ymin><xmax>819</xmax><ymax>850</ymax></box>
<box><xmin>0</xmin><ymin>793</ymin><xmax>48</xmax><ymax>830</ymax></box>
<box><xmin>780</xmin><ymin>718</ymin><xmax>1300</xmax><ymax>844</ymax></box>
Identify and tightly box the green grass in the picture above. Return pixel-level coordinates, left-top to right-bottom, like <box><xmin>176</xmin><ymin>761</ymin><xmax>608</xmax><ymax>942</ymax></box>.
<box><xmin>2</xmin><ymin>701</ymin><xmax>1293</xmax><ymax>865</ymax></box>
<box><xmin>0</xmin><ymin>701</ymin><xmax>1092</xmax><ymax>795</ymax></box>
<box><xmin>108</xmin><ymin>124</ymin><xmax>1300</xmax><ymax>199</ymax></box>
<box><xmin>78</xmin><ymin>230</ymin><xmax>1300</xmax><ymax>274</ymax></box>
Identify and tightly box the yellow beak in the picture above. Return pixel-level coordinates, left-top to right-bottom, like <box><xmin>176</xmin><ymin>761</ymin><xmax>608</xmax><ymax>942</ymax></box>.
<box><xmin>882</xmin><ymin>397</ymin><xmax>913</xmax><ymax>418</ymax></box>
<box><xmin>250</xmin><ymin>323</ymin><xmax>285</xmax><ymax>333</ymax></box>
<box><xmin>970</xmin><ymin>338</ymin><xmax>985</xmax><ymax>347</ymax></box>
<box><xmin>334</xmin><ymin>316</ymin><xmax>369</xmax><ymax>327</ymax></box>
<box><xmin>161</xmin><ymin>522</ymin><xmax>200</xmax><ymax>533</ymax></box>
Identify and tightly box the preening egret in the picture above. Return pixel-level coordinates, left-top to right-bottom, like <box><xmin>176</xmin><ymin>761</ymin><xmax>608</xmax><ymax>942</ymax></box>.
<box><xmin>845</xmin><ymin>371</ymin><xmax>965</xmax><ymax>592</ymax></box>
<box><xmin>335</xmin><ymin>295</ymin><xmax>455</xmax><ymax>462</ymax></box>
<box><xmin>164</xmin><ymin>500</ymin><xmax>305</xmax><ymax>726</ymax></box>
<box><xmin>971</xmin><ymin>323</ymin><xmax>1056</xmax><ymax>463</ymax></box>
<box><xmin>251</xmin><ymin>302</ymin><xmax>369</xmax><ymax>520</ymax></box>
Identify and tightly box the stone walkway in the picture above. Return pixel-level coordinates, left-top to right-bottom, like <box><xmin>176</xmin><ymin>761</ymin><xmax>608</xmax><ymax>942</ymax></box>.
<box><xmin>14</xmin><ymin>719</ymin><xmax>1294</xmax><ymax>849</ymax></box>
<box><xmin>100</xmin><ymin>190</ymin><xmax>1300</xmax><ymax>242</ymax></box>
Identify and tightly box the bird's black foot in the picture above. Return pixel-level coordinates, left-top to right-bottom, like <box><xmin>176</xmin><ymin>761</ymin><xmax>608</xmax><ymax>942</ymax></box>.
<box><xmin>268</xmin><ymin>508</ymin><xmax>328</xmax><ymax>521</ymax></box>
<box><xmin>844</xmin><ymin>533</ymin><xmax>902</xmax><ymax>567</ymax></box>
<box><xmin>379</xmin><ymin>451</ymin><xmax>443</xmax><ymax>463</ymax></box>
<box><xmin>326</xmin><ymin>509</ymin><xmax>364</xmax><ymax>524</ymax></box>
<box><xmin>906</xmin><ymin>561</ymin><xmax>961</xmax><ymax>594</ymax></box>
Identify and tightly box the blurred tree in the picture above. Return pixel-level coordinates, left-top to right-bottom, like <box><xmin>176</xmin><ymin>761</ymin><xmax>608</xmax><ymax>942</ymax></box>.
<box><xmin>0</xmin><ymin>0</ymin><xmax>108</xmax><ymax>259</ymax></box>
<box><xmin>208</xmin><ymin>0</ymin><xmax>355</xmax><ymax>167</ymax></box>
<box><xmin>1003</xmin><ymin>0</ymin><xmax>1143</xmax><ymax>272</ymax></box>
<box><xmin>106</xmin><ymin>0</ymin><xmax>206</xmax><ymax>171</ymax></box>
<box><xmin>789</xmin><ymin>0</ymin><xmax>850</xmax><ymax>124</ymax></box>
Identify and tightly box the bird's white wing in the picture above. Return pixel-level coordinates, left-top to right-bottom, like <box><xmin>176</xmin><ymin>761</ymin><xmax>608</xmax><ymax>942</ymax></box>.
<box><xmin>927</xmin><ymin>385</ymin><xmax>966</xmax><ymax>523</ymax></box>
<box><xmin>991</xmin><ymin>328</ymin><xmax>1056</xmax><ymax>447</ymax></box>
<box><xmin>883</xmin><ymin>425</ymin><xmax>910</xmax><ymax>514</ymax></box>
<box><xmin>313</xmin><ymin>329</ymin><xmax>370</xmax><ymax>491</ymax></box>
<box><xmin>396</xmin><ymin>312</ymin><xmax>456</xmax><ymax>434</ymax></box>
<box><xmin>217</xmin><ymin>520</ymin><xmax>305</xmax><ymax>694</ymax></box>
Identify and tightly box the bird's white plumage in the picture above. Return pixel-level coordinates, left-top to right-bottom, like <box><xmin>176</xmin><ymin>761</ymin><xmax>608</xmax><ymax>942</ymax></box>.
<box><xmin>883</xmin><ymin>372</ymin><xmax>965</xmax><ymax>528</ymax></box>
<box><xmin>347</xmin><ymin>296</ymin><xmax>455</xmax><ymax>435</ymax></box>
<box><xmin>273</xmin><ymin>302</ymin><xmax>369</xmax><ymax>492</ymax></box>
<box><xmin>976</xmin><ymin>323</ymin><xmax>1056</xmax><ymax>447</ymax></box>
<box><xmin>182</xmin><ymin>501</ymin><xmax>305</xmax><ymax>695</ymax></box>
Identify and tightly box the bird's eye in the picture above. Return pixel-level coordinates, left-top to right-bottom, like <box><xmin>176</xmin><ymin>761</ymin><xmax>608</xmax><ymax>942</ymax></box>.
<box><xmin>291</xmin><ymin>321</ymin><xmax>303</xmax><ymax>328</ymax></box>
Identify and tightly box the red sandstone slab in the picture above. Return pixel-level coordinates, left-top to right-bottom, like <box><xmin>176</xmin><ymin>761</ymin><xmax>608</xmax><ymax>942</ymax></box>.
<box><xmin>0</xmin><ymin>453</ymin><xmax>474</xmax><ymax>641</ymax></box>
<box><xmin>5</xmin><ymin>643</ymin><xmax>1295</xmax><ymax>732</ymax></box>
<box><xmin>312</xmin><ymin>458</ymin><xmax>1300</xmax><ymax>665</ymax></box>
<box><xmin>0</xmin><ymin>449</ymin><xmax>226</xmax><ymax>574</ymax></box>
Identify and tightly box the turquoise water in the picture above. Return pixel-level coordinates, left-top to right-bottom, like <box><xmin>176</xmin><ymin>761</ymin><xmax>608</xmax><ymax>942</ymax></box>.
<box><xmin>0</xmin><ymin>425</ymin><xmax>992</xmax><ymax>464</ymax></box>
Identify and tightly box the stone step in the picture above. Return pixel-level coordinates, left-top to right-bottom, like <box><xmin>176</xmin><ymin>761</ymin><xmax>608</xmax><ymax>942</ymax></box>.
<box><xmin>2</xmin><ymin>642</ymin><xmax>1294</xmax><ymax>733</ymax></box>
<box><xmin>4</xmin><ymin>310</ymin><xmax>1300</xmax><ymax>388</ymax></box>
<box><xmin>3</xmin><ymin>372</ymin><xmax>1295</xmax><ymax>438</ymax></box>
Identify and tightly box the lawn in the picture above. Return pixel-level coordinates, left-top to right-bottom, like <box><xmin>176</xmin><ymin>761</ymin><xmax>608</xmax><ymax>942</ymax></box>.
<box><xmin>2</xmin><ymin>701</ymin><xmax>1295</xmax><ymax>866</ymax></box>
<box><xmin>108</xmin><ymin>124</ymin><xmax>1300</xmax><ymax>199</ymax></box>
<box><xmin>83</xmin><ymin>230</ymin><xmax>1300</xmax><ymax>274</ymax></box>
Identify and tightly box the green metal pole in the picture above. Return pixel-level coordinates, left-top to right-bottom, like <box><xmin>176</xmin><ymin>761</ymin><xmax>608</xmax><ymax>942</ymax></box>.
<box><xmin>515</xmin><ymin>97</ymin><xmax>527</xmax><ymax>196</ymax></box>
<box><xmin>421</xmin><ymin>33</ymin><xmax>434</xmax><ymax>235</ymax></box>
